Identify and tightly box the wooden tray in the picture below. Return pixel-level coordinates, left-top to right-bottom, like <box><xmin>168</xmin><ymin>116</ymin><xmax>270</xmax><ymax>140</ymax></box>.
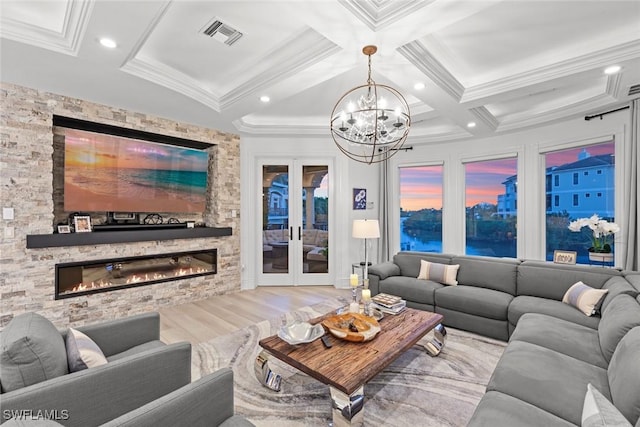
<box><xmin>322</xmin><ymin>312</ymin><xmax>381</xmax><ymax>342</ymax></box>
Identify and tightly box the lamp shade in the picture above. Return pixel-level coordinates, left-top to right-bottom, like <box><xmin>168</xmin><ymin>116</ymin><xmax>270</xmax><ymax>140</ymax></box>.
<box><xmin>352</xmin><ymin>219</ymin><xmax>380</xmax><ymax>239</ymax></box>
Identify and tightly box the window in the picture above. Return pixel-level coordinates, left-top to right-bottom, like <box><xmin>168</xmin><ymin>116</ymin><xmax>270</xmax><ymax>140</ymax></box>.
<box><xmin>545</xmin><ymin>141</ymin><xmax>615</xmax><ymax>264</ymax></box>
<box><xmin>464</xmin><ymin>157</ymin><xmax>517</xmax><ymax>258</ymax></box>
<box><xmin>554</xmin><ymin>175</ymin><xmax>559</xmax><ymax>186</ymax></box>
<box><xmin>399</xmin><ymin>165</ymin><xmax>443</xmax><ymax>252</ymax></box>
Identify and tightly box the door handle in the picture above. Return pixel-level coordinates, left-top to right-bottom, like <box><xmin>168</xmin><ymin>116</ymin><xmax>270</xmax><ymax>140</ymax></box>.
<box><xmin>298</xmin><ymin>226</ymin><xmax>302</xmax><ymax>240</ymax></box>
<box><xmin>290</xmin><ymin>227</ymin><xmax>293</xmax><ymax>241</ymax></box>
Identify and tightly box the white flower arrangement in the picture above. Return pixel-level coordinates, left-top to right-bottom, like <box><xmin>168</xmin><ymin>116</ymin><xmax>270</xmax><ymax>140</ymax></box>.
<box><xmin>568</xmin><ymin>214</ymin><xmax>620</xmax><ymax>253</ymax></box>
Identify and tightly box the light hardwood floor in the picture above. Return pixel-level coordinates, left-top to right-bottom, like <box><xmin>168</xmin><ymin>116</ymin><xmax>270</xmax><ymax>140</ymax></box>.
<box><xmin>159</xmin><ymin>286</ymin><xmax>350</xmax><ymax>345</ymax></box>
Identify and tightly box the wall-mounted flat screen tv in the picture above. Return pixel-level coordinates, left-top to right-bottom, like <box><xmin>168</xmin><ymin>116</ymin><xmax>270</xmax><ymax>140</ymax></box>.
<box><xmin>60</xmin><ymin>118</ymin><xmax>210</xmax><ymax>214</ymax></box>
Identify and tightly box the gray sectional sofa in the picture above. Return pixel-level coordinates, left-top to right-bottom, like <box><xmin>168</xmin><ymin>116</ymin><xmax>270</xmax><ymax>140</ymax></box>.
<box><xmin>368</xmin><ymin>251</ymin><xmax>640</xmax><ymax>426</ymax></box>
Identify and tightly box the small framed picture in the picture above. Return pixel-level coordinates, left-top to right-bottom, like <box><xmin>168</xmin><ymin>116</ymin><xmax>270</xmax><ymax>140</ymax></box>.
<box><xmin>57</xmin><ymin>225</ymin><xmax>71</xmax><ymax>234</ymax></box>
<box><xmin>353</xmin><ymin>188</ymin><xmax>367</xmax><ymax>210</ymax></box>
<box><xmin>73</xmin><ymin>216</ymin><xmax>92</xmax><ymax>233</ymax></box>
<box><xmin>553</xmin><ymin>250</ymin><xmax>577</xmax><ymax>265</ymax></box>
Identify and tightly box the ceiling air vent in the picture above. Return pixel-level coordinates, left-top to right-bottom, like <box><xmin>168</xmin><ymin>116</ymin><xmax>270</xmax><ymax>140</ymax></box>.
<box><xmin>202</xmin><ymin>19</ymin><xmax>243</xmax><ymax>46</ymax></box>
<box><xmin>628</xmin><ymin>84</ymin><xmax>640</xmax><ymax>96</ymax></box>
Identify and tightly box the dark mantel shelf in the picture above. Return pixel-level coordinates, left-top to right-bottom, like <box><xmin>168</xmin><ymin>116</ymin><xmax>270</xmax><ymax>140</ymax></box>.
<box><xmin>26</xmin><ymin>227</ymin><xmax>233</xmax><ymax>249</ymax></box>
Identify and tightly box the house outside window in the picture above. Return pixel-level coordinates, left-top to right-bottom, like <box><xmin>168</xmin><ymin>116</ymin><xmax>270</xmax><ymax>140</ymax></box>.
<box><xmin>545</xmin><ymin>142</ymin><xmax>615</xmax><ymax>264</ymax></box>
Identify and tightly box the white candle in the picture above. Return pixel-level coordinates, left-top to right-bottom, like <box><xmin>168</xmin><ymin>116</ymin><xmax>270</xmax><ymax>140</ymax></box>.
<box><xmin>350</xmin><ymin>274</ymin><xmax>358</xmax><ymax>287</ymax></box>
<box><xmin>361</xmin><ymin>289</ymin><xmax>371</xmax><ymax>301</ymax></box>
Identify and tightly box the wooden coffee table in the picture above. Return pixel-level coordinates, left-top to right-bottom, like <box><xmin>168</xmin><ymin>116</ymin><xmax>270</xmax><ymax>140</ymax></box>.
<box><xmin>255</xmin><ymin>308</ymin><xmax>446</xmax><ymax>426</ymax></box>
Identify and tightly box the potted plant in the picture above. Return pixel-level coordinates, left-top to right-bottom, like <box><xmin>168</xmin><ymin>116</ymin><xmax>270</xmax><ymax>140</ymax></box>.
<box><xmin>568</xmin><ymin>214</ymin><xmax>619</xmax><ymax>262</ymax></box>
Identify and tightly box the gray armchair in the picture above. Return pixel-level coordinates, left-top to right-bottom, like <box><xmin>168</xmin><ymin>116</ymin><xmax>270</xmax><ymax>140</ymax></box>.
<box><xmin>1</xmin><ymin>312</ymin><xmax>253</xmax><ymax>427</ymax></box>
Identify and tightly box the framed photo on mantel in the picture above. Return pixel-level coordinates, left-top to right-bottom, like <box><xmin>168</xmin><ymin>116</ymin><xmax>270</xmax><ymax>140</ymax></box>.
<box><xmin>73</xmin><ymin>215</ymin><xmax>92</xmax><ymax>233</ymax></box>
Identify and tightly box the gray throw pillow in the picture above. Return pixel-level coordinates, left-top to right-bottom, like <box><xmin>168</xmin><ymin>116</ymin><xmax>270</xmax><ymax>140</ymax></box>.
<box><xmin>0</xmin><ymin>312</ymin><xmax>69</xmax><ymax>392</ymax></box>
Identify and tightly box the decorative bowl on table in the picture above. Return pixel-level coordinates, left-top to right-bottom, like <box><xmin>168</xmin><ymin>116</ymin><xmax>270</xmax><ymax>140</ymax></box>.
<box><xmin>321</xmin><ymin>312</ymin><xmax>381</xmax><ymax>342</ymax></box>
<box><xmin>277</xmin><ymin>321</ymin><xmax>325</xmax><ymax>345</ymax></box>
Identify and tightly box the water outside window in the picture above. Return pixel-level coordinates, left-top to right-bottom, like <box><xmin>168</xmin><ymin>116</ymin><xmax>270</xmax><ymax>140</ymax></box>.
<box><xmin>399</xmin><ymin>165</ymin><xmax>443</xmax><ymax>252</ymax></box>
<box><xmin>464</xmin><ymin>158</ymin><xmax>518</xmax><ymax>258</ymax></box>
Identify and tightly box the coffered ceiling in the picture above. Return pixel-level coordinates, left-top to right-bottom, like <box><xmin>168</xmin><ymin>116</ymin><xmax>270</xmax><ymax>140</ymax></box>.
<box><xmin>1</xmin><ymin>0</ymin><xmax>639</xmax><ymax>143</ymax></box>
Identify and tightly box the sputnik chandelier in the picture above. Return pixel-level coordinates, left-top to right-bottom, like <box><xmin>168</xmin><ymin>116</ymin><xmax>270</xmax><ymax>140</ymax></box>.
<box><xmin>330</xmin><ymin>45</ymin><xmax>411</xmax><ymax>164</ymax></box>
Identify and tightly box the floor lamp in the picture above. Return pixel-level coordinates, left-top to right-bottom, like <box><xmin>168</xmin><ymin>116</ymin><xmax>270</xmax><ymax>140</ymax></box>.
<box><xmin>352</xmin><ymin>219</ymin><xmax>380</xmax><ymax>284</ymax></box>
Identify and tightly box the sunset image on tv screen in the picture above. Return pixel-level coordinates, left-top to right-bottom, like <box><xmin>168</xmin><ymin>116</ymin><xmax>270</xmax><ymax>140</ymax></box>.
<box><xmin>63</xmin><ymin>128</ymin><xmax>209</xmax><ymax>213</ymax></box>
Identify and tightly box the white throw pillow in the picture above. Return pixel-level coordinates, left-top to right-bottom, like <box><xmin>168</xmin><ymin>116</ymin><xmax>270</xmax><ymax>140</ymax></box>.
<box><xmin>563</xmin><ymin>281</ymin><xmax>608</xmax><ymax>316</ymax></box>
<box><xmin>582</xmin><ymin>383</ymin><xmax>632</xmax><ymax>427</ymax></box>
<box><xmin>65</xmin><ymin>327</ymin><xmax>108</xmax><ymax>372</ymax></box>
<box><xmin>417</xmin><ymin>260</ymin><xmax>460</xmax><ymax>286</ymax></box>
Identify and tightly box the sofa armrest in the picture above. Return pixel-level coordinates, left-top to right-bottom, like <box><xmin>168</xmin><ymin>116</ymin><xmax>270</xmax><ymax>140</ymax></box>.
<box><xmin>1</xmin><ymin>342</ymin><xmax>191</xmax><ymax>427</ymax></box>
<box><xmin>101</xmin><ymin>368</ymin><xmax>241</xmax><ymax>427</ymax></box>
<box><xmin>368</xmin><ymin>262</ymin><xmax>400</xmax><ymax>281</ymax></box>
<box><xmin>76</xmin><ymin>312</ymin><xmax>160</xmax><ymax>357</ymax></box>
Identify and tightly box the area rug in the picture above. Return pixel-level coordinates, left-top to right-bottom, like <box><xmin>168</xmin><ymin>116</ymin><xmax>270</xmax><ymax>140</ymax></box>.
<box><xmin>192</xmin><ymin>297</ymin><xmax>506</xmax><ymax>426</ymax></box>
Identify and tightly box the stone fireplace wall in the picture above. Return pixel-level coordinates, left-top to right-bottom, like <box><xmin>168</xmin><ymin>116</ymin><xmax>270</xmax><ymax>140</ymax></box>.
<box><xmin>0</xmin><ymin>82</ymin><xmax>241</xmax><ymax>328</ymax></box>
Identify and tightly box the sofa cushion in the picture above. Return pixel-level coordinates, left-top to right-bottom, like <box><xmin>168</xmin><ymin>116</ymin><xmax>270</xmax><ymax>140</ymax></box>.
<box><xmin>487</xmin><ymin>340</ymin><xmax>610</xmax><ymax>425</ymax></box>
<box><xmin>598</xmin><ymin>295</ymin><xmax>640</xmax><ymax>363</ymax></box>
<box><xmin>379</xmin><ymin>276</ymin><xmax>442</xmax><ymax>306</ymax></box>
<box><xmin>517</xmin><ymin>261</ymin><xmax>620</xmax><ymax>301</ymax></box>
<box><xmin>562</xmin><ymin>281</ymin><xmax>608</xmax><ymax>316</ymax></box>
<box><xmin>582</xmin><ymin>383</ymin><xmax>632</xmax><ymax>427</ymax></box>
<box><xmin>65</xmin><ymin>327</ymin><xmax>108</xmax><ymax>372</ymax></box>
<box><xmin>509</xmin><ymin>295</ymin><xmax>601</xmax><ymax>329</ymax></box>
<box><xmin>510</xmin><ymin>313</ymin><xmax>607</xmax><ymax>368</ymax></box>
<box><xmin>468</xmin><ymin>391</ymin><xmax>576</xmax><ymax>427</ymax></box>
<box><xmin>435</xmin><ymin>286</ymin><xmax>512</xmax><ymax>320</ymax></box>
<box><xmin>607</xmin><ymin>326</ymin><xmax>640</xmax><ymax>425</ymax></box>
<box><xmin>453</xmin><ymin>256</ymin><xmax>519</xmax><ymax>295</ymax></box>
<box><xmin>0</xmin><ymin>312</ymin><xmax>69</xmax><ymax>392</ymax></box>
<box><xmin>417</xmin><ymin>260</ymin><xmax>460</xmax><ymax>285</ymax></box>
<box><xmin>601</xmin><ymin>276</ymin><xmax>639</xmax><ymax>314</ymax></box>
<box><xmin>393</xmin><ymin>252</ymin><xmax>453</xmax><ymax>279</ymax></box>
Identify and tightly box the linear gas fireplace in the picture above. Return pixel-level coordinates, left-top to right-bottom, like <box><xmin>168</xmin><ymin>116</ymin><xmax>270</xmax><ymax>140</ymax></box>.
<box><xmin>55</xmin><ymin>249</ymin><xmax>217</xmax><ymax>299</ymax></box>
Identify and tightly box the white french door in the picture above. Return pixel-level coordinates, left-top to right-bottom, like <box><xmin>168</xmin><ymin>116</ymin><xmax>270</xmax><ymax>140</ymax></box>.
<box><xmin>257</xmin><ymin>158</ymin><xmax>332</xmax><ymax>286</ymax></box>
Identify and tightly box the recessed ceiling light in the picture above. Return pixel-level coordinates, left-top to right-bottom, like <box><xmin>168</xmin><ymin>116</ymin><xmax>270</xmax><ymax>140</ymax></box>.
<box><xmin>260</xmin><ymin>95</ymin><xmax>270</xmax><ymax>103</ymax></box>
<box><xmin>414</xmin><ymin>82</ymin><xmax>425</xmax><ymax>90</ymax></box>
<box><xmin>99</xmin><ymin>38</ymin><xmax>117</xmax><ymax>49</ymax></box>
<box><xmin>604</xmin><ymin>65</ymin><xmax>621</xmax><ymax>75</ymax></box>
<box><xmin>467</xmin><ymin>122</ymin><xmax>476</xmax><ymax>128</ymax></box>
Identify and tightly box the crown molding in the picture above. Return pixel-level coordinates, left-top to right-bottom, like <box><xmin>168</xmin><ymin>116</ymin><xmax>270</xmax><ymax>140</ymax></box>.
<box><xmin>469</xmin><ymin>106</ymin><xmax>499</xmax><ymax>131</ymax></box>
<box><xmin>338</xmin><ymin>0</ymin><xmax>434</xmax><ymax>31</ymax></box>
<box><xmin>220</xmin><ymin>29</ymin><xmax>340</xmax><ymax>110</ymax></box>
<box><xmin>397</xmin><ymin>41</ymin><xmax>465</xmax><ymax>101</ymax></box>
<box><xmin>0</xmin><ymin>0</ymin><xmax>93</xmax><ymax>56</ymax></box>
<box><xmin>497</xmin><ymin>93</ymin><xmax>617</xmax><ymax>132</ymax></box>
<box><xmin>461</xmin><ymin>40</ymin><xmax>640</xmax><ymax>104</ymax></box>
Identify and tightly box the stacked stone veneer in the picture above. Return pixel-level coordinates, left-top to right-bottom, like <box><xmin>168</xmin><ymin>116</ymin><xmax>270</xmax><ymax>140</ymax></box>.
<box><xmin>0</xmin><ymin>83</ymin><xmax>241</xmax><ymax>328</ymax></box>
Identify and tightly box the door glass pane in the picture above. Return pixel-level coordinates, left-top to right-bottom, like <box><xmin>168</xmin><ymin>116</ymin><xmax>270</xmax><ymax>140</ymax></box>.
<box><xmin>302</xmin><ymin>165</ymin><xmax>329</xmax><ymax>274</ymax></box>
<box><xmin>399</xmin><ymin>165</ymin><xmax>443</xmax><ymax>252</ymax></box>
<box><xmin>262</xmin><ymin>165</ymin><xmax>289</xmax><ymax>274</ymax></box>
<box><xmin>545</xmin><ymin>141</ymin><xmax>615</xmax><ymax>265</ymax></box>
<box><xmin>465</xmin><ymin>158</ymin><xmax>518</xmax><ymax>258</ymax></box>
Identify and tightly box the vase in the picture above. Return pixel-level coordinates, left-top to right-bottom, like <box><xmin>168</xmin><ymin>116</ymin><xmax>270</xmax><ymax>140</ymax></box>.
<box><xmin>588</xmin><ymin>252</ymin><xmax>613</xmax><ymax>263</ymax></box>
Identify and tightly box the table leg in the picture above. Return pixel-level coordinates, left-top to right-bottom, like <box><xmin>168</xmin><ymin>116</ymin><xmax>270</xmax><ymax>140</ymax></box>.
<box><xmin>421</xmin><ymin>323</ymin><xmax>447</xmax><ymax>356</ymax></box>
<box><xmin>254</xmin><ymin>350</ymin><xmax>282</xmax><ymax>391</ymax></box>
<box><xmin>330</xmin><ymin>385</ymin><xmax>364</xmax><ymax>427</ymax></box>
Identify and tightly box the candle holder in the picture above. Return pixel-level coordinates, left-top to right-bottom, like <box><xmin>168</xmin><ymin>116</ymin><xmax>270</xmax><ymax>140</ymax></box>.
<box><xmin>363</xmin><ymin>300</ymin><xmax>372</xmax><ymax>316</ymax></box>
